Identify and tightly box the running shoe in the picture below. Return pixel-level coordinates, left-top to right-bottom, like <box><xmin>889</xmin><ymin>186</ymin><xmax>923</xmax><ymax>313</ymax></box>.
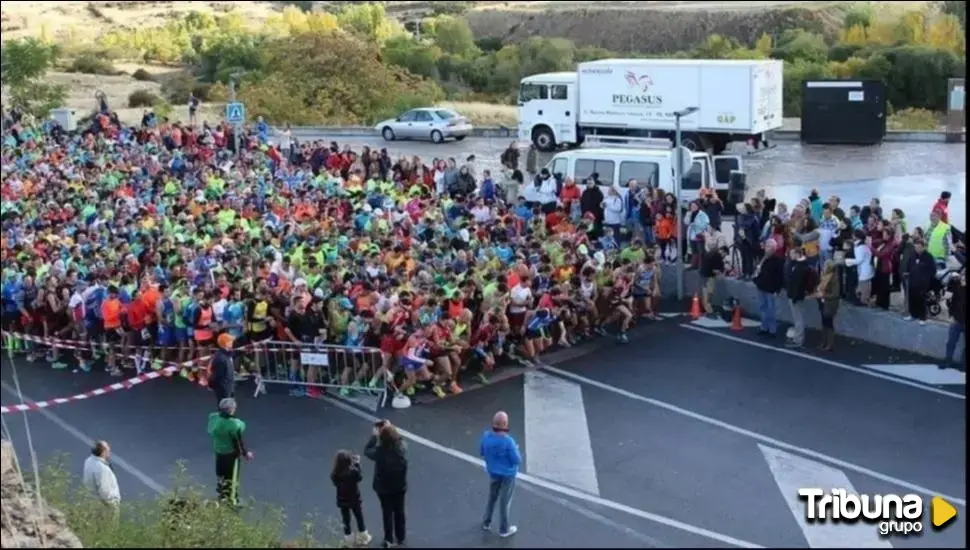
<box><xmin>431</xmin><ymin>384</ymin><xmax>446</xmax><ymax>398</ymax></box>
<box><xmin>448</xmin><ymin>381</ymin><xmax>463</xmax><ymax>394</ymax></box>
<box><xmin>339</xmin><ymin>387</ymin><xmax>353</xmax><ymax>398</ymax></box>
<box><xmin>306</xmin><ymin>387</ymin><xmax>323</xmax><ymax>399</ymax></box>
<box><xmin>152</xmin><ymin>359</ymin><xmax>163</xmax><ymax>371</ymax></box>
<box><xmin>289</xmin><ymin>388</ymin><xmax>306</xmax><ymax>397</ymax></box>
<box><xmin>475</xmin><ymin>372</ymin><xmax>490</xmax><ymax>385</ymax></box>
<box><xmin>51</xmin><ymin>361</ymin><xmax>68</xmax><ymax>370</ymax></box>
<box><xmin>404</xmin><ymin>386</ymin><xmax>415</xmax><ymax>396</ymax></box>
<box><xmin>109</xmin><ymin>368</ymin><xmax>124</xmax><ymax>377</ymax></box>
<box><xmin>79</xmin><ymin>361</ymin><xmax>92</xmax><ymax>373</ymax></box>
<box><xmin>368</xmin><ymin>376</ymin><xmax>381</xmax><ymax>388</ymax></box>
<box><xmin>617</xmin><ymin>333</ymin><xmax>630</xmax><ymax>344</ymax></box>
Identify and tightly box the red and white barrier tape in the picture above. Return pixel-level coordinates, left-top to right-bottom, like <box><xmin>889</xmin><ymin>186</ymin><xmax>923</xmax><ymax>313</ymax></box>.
<box><xmin>0</xmin><ymin>365</ymin><xmax>178</xmax><ymax>414</ymax></box>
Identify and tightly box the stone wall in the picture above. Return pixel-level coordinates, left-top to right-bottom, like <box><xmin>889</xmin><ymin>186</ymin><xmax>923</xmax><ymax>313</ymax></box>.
<box><xmin>0</xmin><ymin>440</ymin><xmax>82</xmax><ymax>549</ymax></box>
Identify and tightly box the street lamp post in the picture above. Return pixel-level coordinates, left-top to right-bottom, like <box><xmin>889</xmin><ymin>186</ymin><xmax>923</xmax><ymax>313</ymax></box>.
<box><xmin>229</xmin><ymin>71</ymin><xmax>246</xmax><ymax>157</ymax></box>
<box><xmin>673</xmin><ymin>106</ymin><xmax>699</xmax><ymax>301</ymax></box>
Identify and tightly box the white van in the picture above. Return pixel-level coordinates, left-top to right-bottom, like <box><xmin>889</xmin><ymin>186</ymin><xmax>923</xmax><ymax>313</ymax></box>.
<box><xmin>522</xmin><ymin>137</ymin><xmax>745</xmax><ymax>206</ymax></box>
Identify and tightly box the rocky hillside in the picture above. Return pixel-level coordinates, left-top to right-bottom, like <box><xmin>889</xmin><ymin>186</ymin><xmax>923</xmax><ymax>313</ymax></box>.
<box><xmin>0</xmin><ymin>441</ymin><xmax>82</xmax><ymax>549</ymax></box>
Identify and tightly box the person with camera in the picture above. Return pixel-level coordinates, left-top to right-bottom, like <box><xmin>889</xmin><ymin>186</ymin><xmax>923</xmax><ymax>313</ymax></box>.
<box><xmin>944</xmin><ymin>270</ymin><xmax>966</xmax><ymax>368</ymax></box>
<box><xmin>331</xmin><ymin>449</ymin><xmax>372</xmax><ymax>547</ymax></box>
<box><xmin>364</xmin><ymin>420</ymin><xmax>409</xmax><ymax>548</ymax></box>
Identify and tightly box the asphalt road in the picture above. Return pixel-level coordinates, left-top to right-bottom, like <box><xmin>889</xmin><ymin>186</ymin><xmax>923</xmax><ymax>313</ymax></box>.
<box><xmin>2</xmin><ymin>313</ymin><xmax>964</xmax><ymax>548</ymax></box>
<box><xmin>287</xmin><ymin>133</ymin><xmax>968</xmax><ymax>229</ymax></box>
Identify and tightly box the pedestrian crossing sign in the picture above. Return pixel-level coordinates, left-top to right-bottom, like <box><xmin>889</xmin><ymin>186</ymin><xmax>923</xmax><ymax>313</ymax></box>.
<box><xmin>226</xmin><ymin>102</ymin><xmax>246</xmax><ymax>124</ymax></box>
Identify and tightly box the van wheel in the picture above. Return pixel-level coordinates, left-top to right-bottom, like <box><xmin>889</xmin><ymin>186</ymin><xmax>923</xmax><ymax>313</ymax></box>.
<box><xmin>532</xmin><ymin>127</ymin><xmax>556</xmax><ymax>152</ymax></box>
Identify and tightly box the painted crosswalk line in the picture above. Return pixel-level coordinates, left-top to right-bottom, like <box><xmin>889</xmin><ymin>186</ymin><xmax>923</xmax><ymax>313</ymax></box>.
<box><xmin>760</xmin><ymin>444</ymin><xmax>892</xmax><ymax>548</ymax></box>
<box><xmin>523</xmin><ymin>370</ymin><xmax>601</xmax><ymax>495</ymax></box>
<box><xmin>861</xmin><ymin>364</ymin><xmax>965</xmax><ymax>386</ymax></box>
<box><xmin>690</xmin><ymin>316</ymin><xmax>761</xmax><ymax>329</ymax></box>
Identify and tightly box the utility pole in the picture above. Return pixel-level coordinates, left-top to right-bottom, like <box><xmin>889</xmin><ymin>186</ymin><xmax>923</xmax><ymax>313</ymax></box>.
<box><xmin>673</xmin><ymin>106</ymin><xmax>699</xmax><ymax>301</ymax></box>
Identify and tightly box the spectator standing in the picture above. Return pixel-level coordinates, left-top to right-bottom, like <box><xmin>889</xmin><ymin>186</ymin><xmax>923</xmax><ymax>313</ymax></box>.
<box><xmin>580</xmin><ymin>179</ymin><xmax>605</xmax><ymax>237</ymax></box>
<box><xmin>331</xmin><ymin>450</ymin><xmax>372</xmax><ymax>547</ymax></box>
<box><xmin>872</xmin><ymin>228</ymin><xmax>898</xmax><ymax>310</ymax></box>
<box><xmin>786</xmin><ymin>247</ymin><xmax>812</xmax><ymax>349</ymax></box>
<box><xmin>207</xmin><ymin>333</ymin><xmax>236</xmax><ymax>404</ymax></box>
<box><xmin>944</xmin><ymin>271</ymin><xmax>966</xmax><ymax>367</ymax></box>
<box><xmin>701</xmin><ymin>190</ymin><xmax>724</xmax><ymax>232</ymax></box>
<box><xmin>602</xmin><ymin>186</ymin><xmax>625</xmax><ymax>236</ymax></box>
<box><xmin>207</xmin><ymin>398</ymin><xmax>253</xmax><ymax>506</ymax></box>
<box><xmin>535</xmin><ymin>168</ymin><xmax>559</xmax><ymax>215</ymax></box>
<box><xmin>932</xmin><ymin>192</ymin><xmax>951</xmax><ymax>225</ymax></box>
<box><xmin>277</xmin><ymin>123</ymin><xmax>293</xmax><ymax>162</ymax></box>
<box><xmin>844</xmin><ymin>230</ymin><xmax>874</xmax><ymax>306</ymax></box>
<box><xmin>500</xmin><ymin>142</ymin><xmax>520</xmax><ymax>173</ymax></box>
<box><xmin>753</xmin><ymin>239</ymin><xmax>785</xmax><ymax>337</ymax></box>
<box><xmin>814</xmin><ymin>260</ymin><xmax>842</xmax><ymax>351</ymax></box>
<box><xmin>188</xmin><ymin>92</ymin><xmax>200</xmax><ymax>126</ymax></box>
<box><xmin>479</xmin><ymin>411</ymin><xmax>522</xmax><ymax>538</ymax></box>
<box><xmin>83</xmin><ymin>440</ymin><xmax>120</xmax><ymax>508</ymax></box>
<box><xmin>926</xmin><ymin>209</ymin><xmax>952</xmax><ymax>268</ymax></box>
<box><xmin>686</xmin><ymin>201</ymin><xmax>710</xmax><ymax>269</ymax></box>
<box><xmin>904</xmin><ymin>239</ymin><xmax>937</xmax><ymax>325</ymax></box>
<box><xmin>364</xmin><ymin>420</ymin><xmax>408</xmax><ymax>548</ymax></box>
<box><xmin>735</xmin><ymin>203</ymin><xmax>761</xmax><ymax>279</ymax></box>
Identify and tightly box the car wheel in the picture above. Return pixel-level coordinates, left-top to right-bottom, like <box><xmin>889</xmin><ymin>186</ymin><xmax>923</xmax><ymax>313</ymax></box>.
<box><xmin>382</xmin><ymin>127</ymin><xmax>396</xmax><ymax>141</ymax></box>
<box><xmin>430</xmin><ymin>130</ymin><xmax>444</xmax><ymax>144</ymax></box>
<box><xmin>929</xmin><ymin>303</ymin><xmax>942</xmax><ymax>317</ymax></box>
<box><xmin>455</xmin><ymin>135</ymin><xmax>466</xmax><ymax>142</ymax></box>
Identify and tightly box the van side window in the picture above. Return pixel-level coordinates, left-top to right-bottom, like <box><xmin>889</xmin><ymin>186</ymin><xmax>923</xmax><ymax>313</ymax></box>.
<box><xmin>551</xmin><ymin>158</ymin><xmax>567</xmax><ymax>178</ymax></box>
<box><xmin>574</xmin><ymin>159</ymin><xmax>615</xmax><ymax>186</ymax></box>
<box><xmin>618</xmin><ymin>161</ymin><xmax>659</xmax><ymax>187</ymax></box>
<box><xmin>682</xmin><ymin>161</ymin><xmax>703</xmax><ymax>190</ymax></box>
<box><xmin>550</xmin><ymin>85</ymin><xmax>568</xmax><ymax>100</ymax></box>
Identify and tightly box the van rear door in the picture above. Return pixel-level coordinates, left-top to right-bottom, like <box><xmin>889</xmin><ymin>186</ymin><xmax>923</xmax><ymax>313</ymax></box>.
<box><xmin>712</xmin><ymin>155</ymin><xmax>744</xmax><ymax>191</ymax></box>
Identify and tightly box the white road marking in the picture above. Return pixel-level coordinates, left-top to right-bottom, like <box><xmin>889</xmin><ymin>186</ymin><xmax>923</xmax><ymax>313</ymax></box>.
<box><xmin>658</xmin><ymin>313</ymin><xmax>684</xmax><ymax>319</ymax></box>
<box><xmin>524</xmin><ymin>371</ymin><xmax>600</xmax><ymax>495</ymax></box>
<box><xmin>325</xmin><ymin>397</ymin><xmax>766</xmax><ymax>548</ymax></box>
<box><xmin>759</xmin><ymin>444</ymin><xmax>893</xmax><ymax>548</ymax></box>
<box><xmin>690</xmin><ymin>316</ymin><xmax>761</xmax><ymax>329</ymax></box>
<box><xmin>538</xmin><ymin>365</ymin><xmax>967</xmax><ymax>507</ymax></box>
<box><xmin>861</xmin><ymin>364</ymin><xmax>965</xmax><ymax>386</ymax></box>
<box><xmin>0</xmin><ymin>381</ymin><xmax>167</xmax><ymax>495</ymax></box>
<box><xmin>680</xmin><ymin>325</ymin><xmax>966</xmax><ymax>400</ymax></box>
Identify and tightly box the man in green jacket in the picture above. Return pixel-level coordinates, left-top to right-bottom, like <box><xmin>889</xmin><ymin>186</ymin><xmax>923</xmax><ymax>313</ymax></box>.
<box><xmin>207</xmin><ymin>398</ymin><xmax>253</xmax><ymax>506</ymax></box>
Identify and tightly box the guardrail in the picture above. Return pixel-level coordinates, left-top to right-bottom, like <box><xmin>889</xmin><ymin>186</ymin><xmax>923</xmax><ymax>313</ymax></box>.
<box><xmin>286</xmin><ymin>126</ymin><xmax>965</xmax><ymax>143</ymax></box>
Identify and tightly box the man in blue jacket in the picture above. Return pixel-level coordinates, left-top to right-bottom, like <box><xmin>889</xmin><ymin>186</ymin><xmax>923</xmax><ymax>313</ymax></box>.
<box><xmin>479</xmin><ymin>410</ymin><xmax>521</xmax><ymax>538</ymax></box>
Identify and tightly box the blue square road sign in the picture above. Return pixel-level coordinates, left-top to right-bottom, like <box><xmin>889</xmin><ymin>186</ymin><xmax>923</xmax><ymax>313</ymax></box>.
<box><xmin>226</xmin><ymin>102</ymin><xmax>246</xmax><ymax>124</ymax></box>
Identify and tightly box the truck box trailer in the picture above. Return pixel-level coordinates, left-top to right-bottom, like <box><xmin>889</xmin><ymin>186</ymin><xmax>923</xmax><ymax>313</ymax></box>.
<box><xmin>517</xmin><ymin>58</ymin><xmax>783</xmax><ymax>154</ymax></box>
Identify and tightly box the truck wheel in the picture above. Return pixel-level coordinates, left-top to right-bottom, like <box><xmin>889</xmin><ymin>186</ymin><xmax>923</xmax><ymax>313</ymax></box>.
<box><xmin>532</xmin><ymin>126</ymin><xmax>556</xmax><ymax>152</ymax></box>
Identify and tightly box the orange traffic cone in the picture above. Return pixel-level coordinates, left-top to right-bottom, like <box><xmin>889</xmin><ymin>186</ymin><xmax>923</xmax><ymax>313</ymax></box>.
<box><xmin>690</xmin><ymin>294</ymin><xmax>702</xmax><ymax>320</ymax></box>
<box><xmin>731</xmin><ymin>305</ymin><xmax>743</xmax><ymax>332</ymax></box>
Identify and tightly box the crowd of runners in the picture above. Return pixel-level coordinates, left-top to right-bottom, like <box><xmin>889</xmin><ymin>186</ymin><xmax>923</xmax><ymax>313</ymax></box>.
<box><xmin>0</xmin><ymin>109</ymin><xmax>664</xmax><ymax>405</ymax></box>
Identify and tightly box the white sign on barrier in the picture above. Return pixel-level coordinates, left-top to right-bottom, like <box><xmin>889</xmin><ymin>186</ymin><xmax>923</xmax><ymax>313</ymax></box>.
<box><xmin>300</xmin><ymin>352</ymin><xmax>329</xmax><ymax>366</ymax></box>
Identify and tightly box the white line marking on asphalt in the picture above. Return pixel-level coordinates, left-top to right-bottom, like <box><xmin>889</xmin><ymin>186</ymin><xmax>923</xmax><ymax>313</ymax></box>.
<box><xmin>680</xmin><ymin>325</ymin><xmax>966</xmax><ymax>400</ymax></box>
<box><xmin>690</xmin><ymin>317</ymin><xmax>761</xmax><ymax>329</ymax></box>
<box><xmin>760</xmin><ymin>444</ymin><xmax>893</xmax><ymax>548</ymax></box>
<box><xmin>538</xmin><ymin>365</ymin><xmax>967</xmax><ymax>507</ymax></box>
<box><xmin>0</xmin><ymin>381</ymin><xmax>167</xmax><ymax>495</ymax></box>
<box><xmin>524</xmin><ymin>371</ymin><xmax>600</xmax><ymax>495</ymax></box>
<box><xmin>325</xmin><ymin>397</ymin><xmax>765</xmax><ymax>548</ymax></box>
<box><xmin>861</xmin><ymin>364</ymin><xmax>966</xmax><ymax>386</ymax></box>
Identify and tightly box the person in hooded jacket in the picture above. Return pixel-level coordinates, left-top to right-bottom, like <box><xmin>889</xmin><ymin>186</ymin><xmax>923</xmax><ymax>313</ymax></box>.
<box><xmin>735</xmin><ymin>203</ymin><xmax>762</xmax><ymax>279</ymax></box>
<box><xmin>580</xmin><ymin>179</ymin><xmax>604</xmax><ymax>237</ymax></box>
<box><xmin>365</xmin><ymin>420</ymin><xmax>409</xmax><ymax>548</ymax></box>
<box><xmin>904</xmin><ymin>238</ymin><xmax>937</xmax><ymax>324</ymax></box>
<box><xmin>208</xmin><ymin>332</ymin><xmax>236</xmax><ymax>404</ymax></box>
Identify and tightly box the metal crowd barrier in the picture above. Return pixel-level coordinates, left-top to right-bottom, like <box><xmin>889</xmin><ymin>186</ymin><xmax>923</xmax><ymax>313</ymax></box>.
<box><xmin>249</xmin><ymin>340</ymin><xmax>388</xmax><ymax>412</ymax></box>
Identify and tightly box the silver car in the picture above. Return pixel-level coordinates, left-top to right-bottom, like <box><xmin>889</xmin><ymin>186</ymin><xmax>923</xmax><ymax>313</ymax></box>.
<box><xmin>374</xmin><ymin>108</ymin><xmax>473</xmax><ymax>144</ymax></box>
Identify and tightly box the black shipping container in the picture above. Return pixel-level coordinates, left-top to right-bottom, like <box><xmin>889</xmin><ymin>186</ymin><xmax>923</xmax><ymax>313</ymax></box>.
<box><xmin>801</xmin><ymin>80</ymin><xmax>886</xmax><ymax>145</ymax></box>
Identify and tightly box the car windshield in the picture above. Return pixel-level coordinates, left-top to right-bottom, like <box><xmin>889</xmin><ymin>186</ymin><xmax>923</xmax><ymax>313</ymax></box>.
<box><xmin>435</xmin><ymin>110</ymin><xmax>459</xmax><ymax>120</ymax></box>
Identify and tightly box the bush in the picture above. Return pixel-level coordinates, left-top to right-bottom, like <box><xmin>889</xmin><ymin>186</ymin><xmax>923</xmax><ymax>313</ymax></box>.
<box><xmin>236</xmin><ymin>32</ymin><xmax>444</xmax><ymax>126</ymax></box>
<box><xmin>31</xmin><ymin>455</ymin><xmax>327</xmax><ymax>548</ymax></box>
<box><xmin>129</xmin><ymin>89</ymin><xmax>161</xmax><ymax>108</ymax></box>
<box><xmin>888</xmin><ymin>108</ymin><xmax>941</xmax><ymax>130</ymax></box>
<box><xmin>69</xmin><ymin>54</ymin><xmax>119</xmax><ymax>75</ymax></box>
<box><xmin>132</xmin><ymin>68</ymin><xmax>155</xmax><ymax>81</ymax></box>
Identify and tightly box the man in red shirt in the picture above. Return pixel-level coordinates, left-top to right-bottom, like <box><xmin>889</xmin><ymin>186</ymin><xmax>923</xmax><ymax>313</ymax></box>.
<box><xmin>126</xmin><ymin>295</ymin><xmax>151</xmax><ymax>373</ymax></box>
<box><xmin>933</xmin><ymin>191</ymin><xmax>951</xmax><ymax>224</ymax></box>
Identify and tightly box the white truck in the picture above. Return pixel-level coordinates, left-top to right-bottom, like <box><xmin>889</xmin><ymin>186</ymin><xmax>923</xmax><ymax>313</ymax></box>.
<box><xmin>517</xmin><ymin>58</ymin><xmax>784</xmax><ymax>154</ymax></box>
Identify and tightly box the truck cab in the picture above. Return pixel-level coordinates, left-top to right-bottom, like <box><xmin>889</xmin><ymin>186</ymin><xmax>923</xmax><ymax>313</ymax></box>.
<box><xmin>517</xmin><ymin>72</ymin><xmax>579</xmax><ymax>151</ymax></box>
<box><xmin>531</xmin><ymin>137</ymin><xmax>745</xmax><ymax>208</ymax></box>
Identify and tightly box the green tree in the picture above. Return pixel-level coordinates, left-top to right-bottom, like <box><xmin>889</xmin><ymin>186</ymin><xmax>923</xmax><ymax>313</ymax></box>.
<box><xmin>773</xmin><ymin>29</ymin><xmax>829</xmax><ymax>63</ymax></box>
<box><xmin>843</xmin><ymin>5</ymin><xmax>873</xmax><ymax>29</ymax></box>
<box><xmin>382</xmin><ymin>36</ymin><xmax>442</xmax><ymax>79</ymax></box>
<box><xmin>939</xmin><ymin>1</ymin><xmax>966</xmax><ymax>31</ymax></box>
<box><xmin>236</xmin><ymin>33</ymin><xmax>443</xmax><ymax>125</ymax></box>
<box><xmin>692</xmin><ymin>34</ymin><xmax>742</xmax><ymax>59</ymax></box>
<box><xmin>428</xmin><ymin>15</ymin><xmax>478</xmax><ymax>58</ymax></box>
<box><xmin>197</xmin><ymin>34</ymin><xmax>270</xmax><ymax>84</ymax></box>
<box><xmin>518</xmin><ymin>37</ymin><xmax>576</xmax><ymax>76</ymax></box>
<box><xmin>879</xmin><ymin>45</ymin><xmax>964</xmax><ymax>112</ymax></box>
<box><xmin>0</xmin><ymin>38</ymin><xmax>67</xmax><ymax>118</ymax></box>
<box><xmin>336</xmin><ymin>3</ymin><xmax>403</xmax><ymax>45</ymax></box>
<box><xmin>575</xmin><ymin>45</ymin><xmax>616</xmax><ymax>63</ymax></box>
